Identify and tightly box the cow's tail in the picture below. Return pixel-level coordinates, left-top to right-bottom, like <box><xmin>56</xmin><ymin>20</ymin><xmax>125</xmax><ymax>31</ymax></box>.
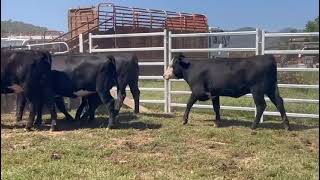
<box><xmin>41</xmin><ymin>51</ymin><xmax>52</xmax><ymax>66</ymax></box>
<box><xmin>106</xmin><ymin>55</ymin><xmax>118</xmax><ymax>86</ymax></box>
<box><xmin>107</xmin><ymin>55</ymin><xmax>115</xmax><ymax>64</ymax></box>
<box><xmin>132</xmin><ymin>54</ymin><xmax>138</xmax><ymax>64</ymax></box>
<box><xmin>266</xmin><ymin>54</ymin><xmax>278</xmax><ymax>88</ymax></box>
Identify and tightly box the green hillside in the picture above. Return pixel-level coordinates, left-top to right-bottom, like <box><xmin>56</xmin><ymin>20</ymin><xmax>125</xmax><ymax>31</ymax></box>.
<box><xmin>1</xmin><ymin>20</ymin><xmax>48</xmax><ymax>36</ymax></box>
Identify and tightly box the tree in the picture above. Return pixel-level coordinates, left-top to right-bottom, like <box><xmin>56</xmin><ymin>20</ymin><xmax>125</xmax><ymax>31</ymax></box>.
<box><xmin>305</xmin><ymin>16</ymin><xmax>319</xmax><ymax>32</ymax></box>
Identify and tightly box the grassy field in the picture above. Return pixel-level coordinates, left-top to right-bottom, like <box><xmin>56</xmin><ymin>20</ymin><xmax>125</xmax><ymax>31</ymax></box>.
<box><xmin>1</xmin><ymin>75</ymin><xmax>319</xmax><ymax>179</ymax></box>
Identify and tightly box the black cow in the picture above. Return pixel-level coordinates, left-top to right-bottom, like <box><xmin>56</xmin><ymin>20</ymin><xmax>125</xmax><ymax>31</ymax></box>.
<box><xmin>15</xmin><ymin>70</ymin><xmax>77</xmax><ymax>124</ymax></box>
<box><xmin>163</xmin><ymin>54</ymin><xmax>290</xmax><ymax>130</ymax></box>
<box><xmin>16</xmin><ymin>53</ymin><xmax>119</xmax><ymax>128</ymax></box>
<box><xmin>74</xmin><ymin>53</ymin><xmax>140</xmax><ymax>123</ymax></box>
<box><xmin>1</xmin><ymin>49</ymin><xmax>58</xmax><ymax>131</ymax></box>
<box><xmin>16</xmin><ymin>70</ymin><xmax>78</xmax><ymax>124</ymax></box>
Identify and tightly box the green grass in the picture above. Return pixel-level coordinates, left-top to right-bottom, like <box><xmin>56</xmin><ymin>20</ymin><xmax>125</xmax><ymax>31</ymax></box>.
<box><xmin>1</xmin><ymin>110</ymin><xmax>319</xmax><ymax>179</ymax></box>
<box><xmin>1</xmin><ymin>76</ymin><xmax>319</xmax><ymax>179</ymax></box>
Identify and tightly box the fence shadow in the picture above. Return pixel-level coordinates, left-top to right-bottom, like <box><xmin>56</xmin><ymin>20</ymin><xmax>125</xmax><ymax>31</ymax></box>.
<box><xmin>202</xmin><ymin>118</ymin><xmax>319</xmax><ymax>131</ymax></box>
<box><xmin>79</xmin><ymin>112</ymin><xmax>162</xmax><ymax>130</ymax></box>
<box><xmin>1</xmin><ymin>112</ymin><xmax>164</xmax><ymax>131</ymax></box>
<box><xmin>138</xmin><ymin>112</ymin><xmax>176</xmax><ymax>118</ymax></box>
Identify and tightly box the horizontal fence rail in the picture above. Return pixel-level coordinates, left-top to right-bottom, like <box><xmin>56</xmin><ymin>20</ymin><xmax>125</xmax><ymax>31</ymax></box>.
<box><xmin>171</xmin><ymin>48</ymin><xmax>256</xmax><ymax>53</ymax></box>
<box><xmin>89</xmin><ymin>32</ymin><xmax>165</xmax><ymax>53</ymax></box>
<box><xmin>26</xmin><ymin>42</ymin><xmax>70</xmax><ymax>54</ymax></box>
<box><xmin>264</xmin><ymin>32</ymin><xmax>319</xmax><ymax>37</ymax></box>
<box><xmin>262</xmin><ymin>31</ymin><xmax>319</xmax><ymax>55</ymax></box>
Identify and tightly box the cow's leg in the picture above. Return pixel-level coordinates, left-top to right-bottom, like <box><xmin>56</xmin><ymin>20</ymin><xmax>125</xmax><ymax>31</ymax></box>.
<box><xmin>43</xmin><ymin>88</ymin><xmax>58</xmax><ymax>131</ymax></box>
<box><xmin>267</xmin><ymin>87</ymin><xmax>290</xmax><ymax>130</ymax></box>
<box><xmin>16</xmin><ymin>93</ymin><xmax>26</xmax><ymax>122</ymax></box>
<box><xmin>78</xmin><ymin>100</ymin><xmax>96</xmax><ymax>125</ymax></box>
<box><xmin>129</xmin><ymin>81</ymin><xmax>140</xmax><ymax>114</ymax></box>
<box><xmin>55</xmin><ymin>96</ymin><xmax>74</xmax><ymax>122</ymax></box>
<box><xmin>77</xmin><ymin>95</ymin><xmax>100</xmax><ymax>124</ymax></box>
<box><xmin>34</xmin><ymin>101</ymin><xmax>43</xmax><ymax>129</ymax></box>
<box><xmin>97</xmin><ymin>92</ymin><xmax>116</xmax><ymax>129</ymax></box>
<box><xmin>211</xmin><ymin>96</ymin><xmax>221</xmax><ymax>127</ymax></box>
<box><xmin>25</xmin><ymin>102</ymin><xmax>36</xmax><ymax>131</ymax></box>
<box><xmin>45</xmin><ymin>101</ymin><xmax>57</xmax><ymax>131</ymax></box>
<box><xmin>86</xmin><ymin>95</ymin><xmax>101</xmax><ymax>122</ymax></box>
<box><xmin>251</xmin><ymin>87</ymin><xmax>267</xmax><ymax>130</ymax></box>
<box><xmin>75</xmin><ymin>97</ymin><xmax>88</xmax><ymax>121</ymax></box>
<box><xmin>96</xmin><ymin>67</ymin><xmax>117</xmax><ymax>129</ymax></box>
<box><xmin>183</xmin><ymin>94</ymin><xmax>198</xmax><ymax>125</ymax></box>
<box><xmin>115</xmin><ymin>82</ymin><xmax>127</xmax><ymax>115</ymax></box>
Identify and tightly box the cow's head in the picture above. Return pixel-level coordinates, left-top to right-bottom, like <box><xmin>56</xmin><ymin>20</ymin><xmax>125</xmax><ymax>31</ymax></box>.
<box><xmin>163</xmin><ymin>53</ymin><xmax>190</xmax><ymax>80</ymax></box>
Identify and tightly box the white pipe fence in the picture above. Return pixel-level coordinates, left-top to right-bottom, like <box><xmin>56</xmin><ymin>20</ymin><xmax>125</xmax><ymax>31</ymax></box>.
<box><xmin>26</xmin><ymin>42</ymin><xmax>70</xmax><ymax>54</ymax></box>
<box><xmin>89</xmin><ymin>30</ymin><xmax>169</xmax><ymax>112</ymax></box>
<box><xmin>87</xmin><ymin>29</ymin><xmax>319</xmax><ymax>120</ymax></box>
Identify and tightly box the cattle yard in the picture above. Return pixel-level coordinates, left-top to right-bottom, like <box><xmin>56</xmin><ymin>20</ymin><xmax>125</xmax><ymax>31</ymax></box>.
<box><xmin>1</xmin><ymin>2</ymin><xmax>319</xmax><ymax>180</ymax></box>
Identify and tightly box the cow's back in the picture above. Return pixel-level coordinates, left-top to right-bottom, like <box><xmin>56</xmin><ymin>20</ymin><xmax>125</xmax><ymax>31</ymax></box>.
<box><xmin>187</xmin><ymin>55</ymin><xmax>277</xmax><ymax>97</ymax></box>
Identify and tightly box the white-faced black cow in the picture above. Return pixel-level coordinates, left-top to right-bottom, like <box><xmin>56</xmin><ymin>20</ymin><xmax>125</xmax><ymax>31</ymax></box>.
<box><xmin>1</xmin><ymin>48</ymin><xmax>58</xmax><ymax>131</ymax></box>
<box><xmin>74</xmin><ymin>53</ymin><xmax>140</xmax><ymax>123</ymax></box>
<box><xmin>163</xmin><ymin>54</ymin><xmax>290</xmax><ymax>130</ymax></box>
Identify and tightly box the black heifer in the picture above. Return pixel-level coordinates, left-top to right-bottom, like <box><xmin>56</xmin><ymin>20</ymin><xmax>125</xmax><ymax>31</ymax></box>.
<box><xmin>163</xmin><ymin>54</ymin><xmax>290</xmax><ymax>130</ymax></box>
<box><xmin>15</xmin><ymin>70</ymin><xmax>76</xmax><ymax>125</ymax></box>
<box><xmin>74</xmin><ymin>54</ymin><xmax>140</xmax><ymax>123</ymax></box>
<box><xmin>50</xmin><ymin>54</ymin><xmax>118</xmax><ymax>128</ymax></box>
<box><xmin>16</xmin><ymin>54</ymin><xmax>119</xmax><ymax>128</ymax></box>
<box><xmin>1</xmin><ymin>49</ymin><xmax>58</xmax><ymax>131</ymax></box>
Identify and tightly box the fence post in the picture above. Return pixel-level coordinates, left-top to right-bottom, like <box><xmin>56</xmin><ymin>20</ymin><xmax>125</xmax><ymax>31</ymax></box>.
<box><xmin>164</xmin><ymin>29</ymin><xmax>168</xmax><ymax>113</ymax></box>
<box><xmin>261</xmin><ymin>30</ymin><xmax>265</xmax><ymax>55</ymax></box>
<box><xmin>168</xmin><ymin>31</ymin><xmax>172</xmax><ymax>113</ymax></box>
<box><xmin>255</xmin><ymin>28</ymin><xmax>265</xmax><ymax>122</ymax></box>
<box><xmin>89</xmin><ymin>33</ymin><xmax>92</xmax><ymax>53</ymax></box>
<box><xmin>79</xmin><ymin>33</ymin><xmax>83</xmax><ymax>53</ymax></box>
<box><xmin>255</xmin><ymin>28</ymin><xmax>260</xmax><ymax>55</ymax></box>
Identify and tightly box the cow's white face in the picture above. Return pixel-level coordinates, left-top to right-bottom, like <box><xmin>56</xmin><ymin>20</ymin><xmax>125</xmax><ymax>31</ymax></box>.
<box><xmin>163</xmin><ymin>66</ymin><xmax>176</xmax><ymax>80</ymax></box>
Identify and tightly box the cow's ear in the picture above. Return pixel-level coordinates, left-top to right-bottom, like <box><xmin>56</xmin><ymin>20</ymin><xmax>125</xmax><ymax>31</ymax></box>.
<box><xmin>179</xmin><ymin>58</ymin><xmax>190</xmax><ymax>69</ymax></box>
<box><xmin>107</xmin><ymin>55</ymin><xmax>116</xmax><ymax>65</ymax></box>
<box><xmin>178</xmin><ymin>53</ymin><xmax>185</xmax><ymax>59</ymax></box>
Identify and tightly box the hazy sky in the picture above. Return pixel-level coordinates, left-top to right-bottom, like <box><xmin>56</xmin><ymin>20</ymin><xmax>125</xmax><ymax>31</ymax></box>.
<box><xmin>1</xmin><ymin>0</ymin><xmax>319</xmax><ymax>32</ymax></box>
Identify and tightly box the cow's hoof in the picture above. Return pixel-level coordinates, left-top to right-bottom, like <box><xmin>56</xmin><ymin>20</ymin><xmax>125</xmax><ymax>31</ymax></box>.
<box><xmin>14</xmin><ymin>121</ymin><xmax>24</xmax><ymax>126</ymax></box>
<box><xmin>182</xmin><ymin>119</ymin><xmax>188</xmax><ymax>125</ymax></box>
<box><xmin>16</xmin><ymin>118</ymin><xmax>22</xmax><ymax>123</ymax></box>
<box><xmin>283</xmin><ymin>122</ymin><xmax>291</xmax><ymax>131</ymax></box>
<box><xmin>213</xmin><ymin>121</ymin><xmax>220</xmax><ymax>128</ymax></box>
<box><xmin>107</xmin><ymin>124</ymin><xmax>115</xmax><ymax>129</ymax></box>
<box><xmin>24</xmin><ymin>127</ymin><xmax>33</xmax><ymax>132</ymax></box>
<box><xmin>34</xmin><ymin>124</ymin><xmax>42</xmax><ymax>130</ymax></box>
<box><xmin>66</xmin><ymin>116</ymin><xmax>75</xmax><ymax>122</ymax></box>
<box><xmin>251</xmin><ymin>124</ymin><xmax>258</xmax><ymax>130</ymax></box>
<box><xmin>50</xmin><ymin>126</ymin><xmax>57</xmax><ymax>132</ymax></box>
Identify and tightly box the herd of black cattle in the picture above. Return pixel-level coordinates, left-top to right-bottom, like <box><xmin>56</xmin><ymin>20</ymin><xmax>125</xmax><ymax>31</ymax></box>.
<box><xmin>1</xmin><ymin>48</ymin><xmax>291</xmax><ymax>131</ymax></box>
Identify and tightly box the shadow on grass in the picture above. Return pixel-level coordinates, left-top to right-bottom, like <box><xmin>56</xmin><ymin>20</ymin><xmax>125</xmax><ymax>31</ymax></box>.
<box><xmin>1</xmin><ymin>112</ymin><xmax>162</xmax><ymax>131</ymax></box>
<box><xmin>138</xmin><ymin>112</ymin><xmax>175</xmax><ymax>118</ymax></box>
<box><xmin>1</xmin><ymin>122</ymin><xmax>25</xmax><ymax>129</ymax></box>
<box><xmin>201</xmin><ymin>118</ymin><xmax>319</xmax><ymax>131</ymax></box>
